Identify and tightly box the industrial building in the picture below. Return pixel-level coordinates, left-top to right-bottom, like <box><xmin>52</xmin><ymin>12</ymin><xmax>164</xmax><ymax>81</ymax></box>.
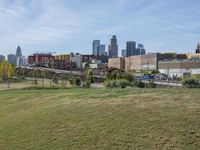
<box><xmin>159</xmin><ymin>60</ymin><xmax>200</xmax><ymax>77</ymax></box>
<box><xmin>108</xmin><ymin>57</ymin><xmax>125</xmax><ymax>70</ymax></box>
<box><xmin>28</xmin><ymin>53</ymin><xmax>55</xmax><ymax>67</ymax></box>
<box><xmin>55</xmin><ymin>54</ymin><xmax>70</xmax><ymax>62</ymax></box>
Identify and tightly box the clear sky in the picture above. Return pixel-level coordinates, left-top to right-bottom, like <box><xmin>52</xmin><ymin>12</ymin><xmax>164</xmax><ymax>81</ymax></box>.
<box><xmin>0</xmin><ymin>0</ymin><xmax>199</xmax><ymax>56</ymax></box>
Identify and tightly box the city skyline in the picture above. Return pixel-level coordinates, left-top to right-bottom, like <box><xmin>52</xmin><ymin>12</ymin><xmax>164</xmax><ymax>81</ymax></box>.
<box><xmin>0</xmin><ymin>0</ymin><xmax>200</xmax><ymax>56</ymax></box>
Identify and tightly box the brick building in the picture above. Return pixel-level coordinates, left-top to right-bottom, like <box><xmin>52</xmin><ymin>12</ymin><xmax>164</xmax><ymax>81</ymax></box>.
<box><xmin>52</xmin><ymin>60</ymin><xmax>76</xmax><ymax>70</ymax></box>
<box><xmin>28</xmin><ymin>53</ymin><xmax>55</xmax><ymax>66</ymax></box>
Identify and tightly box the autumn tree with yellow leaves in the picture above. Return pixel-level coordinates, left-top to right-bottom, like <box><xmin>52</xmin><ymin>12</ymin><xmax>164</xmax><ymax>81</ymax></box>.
<box><xmin>0</xmin><ymin>61</ymin><xmax>15</xmax><ymax>82</ymax></box>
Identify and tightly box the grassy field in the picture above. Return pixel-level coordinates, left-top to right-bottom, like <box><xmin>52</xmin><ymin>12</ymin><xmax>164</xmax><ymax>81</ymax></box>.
<box><xmin>0</xmin><ymin>86</ymin><xmax>200</xmax><ymax>149</ymax></box>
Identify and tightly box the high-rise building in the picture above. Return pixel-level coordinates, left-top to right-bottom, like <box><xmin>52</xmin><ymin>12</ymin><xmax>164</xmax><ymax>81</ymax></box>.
<box><xmin>126</xmin><ymin>42</ymin><xmax>146</xmax><ymax>57</ymax></box>
<box><xmin>121</xmin><ymin>49</ymin><xmax>126</xmax><ymax>57</ymax></box>
<box><xmin>109</xmin><ymin>35</ymin><xmax>118</xmax><ymax>58</ymax></box>
<box><xmin>7</xmin><ymin>54</ymin><xmax>16</xmax><ymax>65</ymax></box>
<box><xmin>196</xmin><ymin>43</ymin><xmax>200</xmax><ymax>54</ymax></box>
<box><xmin>126</xmin><ymin>41</ymin><xmax>138</xmax><ymax>57</ymax></box>
<box><xmin>0</xmin><ymin>55</ymin><xmax>5</xmax><ymax>63</ymax></box>
<box><xmin>99</xmin><ymin>44</ymin><xmax>106</xmax><ymax>56</ymax></box>
<box><xmin>16</xmin><ymin>46</ymin><xmax>22</xmax><ymax>57</ymax></box>
<box><xmin>15</xmin><ymin>46</ymin><xmax>23</xmax><ymax>66</ymax></box>
<box><xmin>138</xmin><ymin>44</ymin><xmax>146</xmax><ymax>55</ymax></box>
<box><xmin>92</xmin><ymin>40</ymin><xmax>100</xmax><ymax>56</ymax></box>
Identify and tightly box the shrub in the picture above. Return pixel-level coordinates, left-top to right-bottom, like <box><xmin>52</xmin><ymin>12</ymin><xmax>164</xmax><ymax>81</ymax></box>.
<box><xmin>106</xmin><ymin>70</ymin><xmax>134</xmax><ymax>82</ymax></box>
<box><xmin>52</xmin><ymin>74</ymin><xmax>59</xmax><ymax>84</ymax></box>
<box><xmin>147</xmin><ymin>81</ymin><xmax>157</xmax><ymax>88</ymax></box>
<box><xmin>83</xmin><ymin>80</ymin><xmax>91</xmax><ymax>88</ymax></box>
<box><xmin>135</xmin><ymin>80</ymin><xmax>145</xmax><ymax>88</ymax></box>
<box><xmin>61</xmin><ymin>80</ymin><xmax>68</xmax><ymax>88</ymax></box>
<box><xmin>74</xmin><ymin>77</ymin><xmax>81</xmax><ymax>87</ymax></box>
<box><xmin>116</xmin><ymin>79</ymin><xmax>130</xmax><ymax>88</ymax></box>
<box><xmin>69</xmin><ymin>77</ymin><xmax>75</xmax><ymax>85</ymax></box>
<box><xmin>104</xmin><ymin>79</ymin><xmax>130</xmax><ymax>88</ymax></box>
<box><xmin>33</xmin><ymin>79</ymin><xmax>38</xmax><ymax>85</ymax></box>
<box><xmin>182</xmin><ymin>78</ymin><xmax>200</xmax><ymax>88</ymax></box>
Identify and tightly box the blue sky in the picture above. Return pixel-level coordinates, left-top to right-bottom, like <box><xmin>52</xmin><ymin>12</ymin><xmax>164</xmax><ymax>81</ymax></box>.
<box><xmin>0</xmin><ymin>0</ymin><xmax>200</xmax><ymax>56</ymax></box>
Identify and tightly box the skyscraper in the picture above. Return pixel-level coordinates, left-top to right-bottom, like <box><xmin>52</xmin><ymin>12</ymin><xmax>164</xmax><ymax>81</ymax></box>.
<box><xmin>126</xmin><ymin>41</ymin><xmax>138</xmax><ymax>57</ymax></box>
<box><xmin>15</xmin><ymin>46</ymin><xmax>23</xmax><ymax>66</ymax></box>
<box><xmin>0</xmin><ymin>55</ymin><xmax>5</xmax><ymax>63</ymax></box>
<box><xmin>99</xmin><ymin>44</ymin><xmax>106</xmax><ymax>56</ymax></box>
<box><xmin>7</xmin><ymin>54</ymin><xmax>16</xmax><ymax>65</ymax></box>
<box><xmin>16</xmin><ymin>46</ymin><xmax>22</xmax><ymax>57</ymax></box>
<box><xmin>138</xmin><ymin>44</ymin><xmax>146</xmax><ymax>55</ymax></box>
<box><xmin>126</xmin><ymin>42</ymin><xmax>146</xmax><ymax>57</ymax></box>
<box><xmin>121</xmin><ymin>49</ymin><xmax>126</xmax><ymax>57</ymax></box>
<box><xmin>196</xmin><ymin>43</ymin><xmax>200</xmax><ymax>54</ymax></box>
<box><xmin>109</xmin><ymin>35</ymin><xmax>118</xmax><ymax>58</ymax></box>
<box><xmin>92</xmin><ymin>40</ymin><xmax>100</xmax><ymax>56</ymax></box>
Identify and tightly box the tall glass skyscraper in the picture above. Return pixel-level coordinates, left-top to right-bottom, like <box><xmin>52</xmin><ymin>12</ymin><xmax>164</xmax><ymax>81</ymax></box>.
<box><xmin>15</xmin><ymin>46</ymin><xmax>23</xmax><ymax>66</ymax></box>
<box><xmin>92</xmin><ymin>40</ymin><xmax>100</xmax><ymax>56</ymax></box>
<box><xmin>196</xmin><ymin>43</ymin><xmax>200</xmax><ymax>54</ymax></box>
<box><xmin>126</xmin><ymin>42</ymin><xmax>146</xmax><ymax>57</ymax></box>
<box><xmin>99</xmin><ymin>44</ymin><xmax>106</xmax><ymax>56</ymax></box>
<box><xmin>126</xmin><ymin>41</ymin><xmax>137</xmax><ymax>57</ymax></box>
<box><xmin>16</xmin><ymin>46</ymin><xmax>22</xmax><ymax>57</ymax></box>
<box><xmin>109</xmin><ymin>35</ymin><xmax>118</xmax><ymax>58</ymax></box>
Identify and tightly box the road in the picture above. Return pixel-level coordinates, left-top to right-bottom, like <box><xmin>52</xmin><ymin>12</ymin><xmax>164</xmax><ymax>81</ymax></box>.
<box><xmin>143</xmin><ymin>80</ymin><xmax>183</xmax><ymax>87</ymax></box>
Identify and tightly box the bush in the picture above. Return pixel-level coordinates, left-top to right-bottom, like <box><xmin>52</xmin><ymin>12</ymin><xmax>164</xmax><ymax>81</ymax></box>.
<box><xmin>135</xmin><ymin>80</ymin><xmax>145</xmax><ymax>88</ymax></box>
<box><xmin>69</xmin><ymin>77</ymin><xmax>75</xmax><ymax>85</ymax></box>
<box><xmin>104</xmin><ymin>79</ymin><xmax>130</xmax><ymax>88</ymax></box>
<box><xmin>74</xmin><ymin>77</ymin><xmax>81</xmax><ymax>86</ymax></box>
<box><xmin>116</xmin><ymin>79</ymin><xmax>130</xmax><ymax>88</ymax></box>
<box><xmin>106</xmin><ymin>69</ymin><xmax>134</xmax><ymax>82</ymax></box>
<box><xmin>52</xmin><ymin>75</ymin><xmax>59</xmax><ymax>84</ymax></box>
<box><xmin>60</xmin><ymin>80</ymin><xmax>68</xmax><ymax>88</ymax></box>
<box><xmin>69</xmin><ymin>76</ymin><xmax>81</xmax><ymax>86</ymax></box>
<box><xmin>83</xmin><ymin>80</ymin><xmax>91</xmax><ymax>88</ymax></box>
<box><xmin>33</xmin><ymin>79</ymin><xmax>38</xmax><ymax>85</ymax></box>
<box><xmin>182</xmin><ymin>78</ymin><xmax>200</xmax><ymax>88</ymax></box>
<box><xmin>147</xmin><ymin>81</ymin><xmax>157</xmax><ymax>88</ymax></box>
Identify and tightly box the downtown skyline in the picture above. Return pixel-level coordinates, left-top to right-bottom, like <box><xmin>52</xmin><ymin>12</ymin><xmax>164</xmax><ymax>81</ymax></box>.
<box><xmin>0</xmin><ymin>0</ymin><xmax>200</xmax><ymax>56</ymax></box>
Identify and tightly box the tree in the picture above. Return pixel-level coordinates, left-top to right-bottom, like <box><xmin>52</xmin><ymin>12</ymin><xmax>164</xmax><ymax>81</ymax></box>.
<box><xmin>0</xmin><ymin>61</ymin><xmax>15</xmax><ymax>87</ymax></box>
<box><xmin>87</xmin><ymin>69</ymin><xmax>94</xmax><ymax>83</ymax></box>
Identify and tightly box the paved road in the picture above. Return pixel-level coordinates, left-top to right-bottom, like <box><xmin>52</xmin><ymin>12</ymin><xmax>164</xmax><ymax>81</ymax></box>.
<box><xmin>143</xmin><ymin>80</ymin><xmax>183</xmax><ymax>87</ymax></box>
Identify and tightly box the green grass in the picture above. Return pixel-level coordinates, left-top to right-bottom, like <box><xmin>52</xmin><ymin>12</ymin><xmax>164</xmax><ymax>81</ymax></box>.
<box><xmin>0</xmin><ymin>88</ymin><xmax>200</xmax><ymax>149</ymax></box>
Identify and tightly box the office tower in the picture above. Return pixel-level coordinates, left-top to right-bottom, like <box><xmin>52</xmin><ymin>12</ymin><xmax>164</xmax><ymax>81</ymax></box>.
<box><xmin>196</xmin><ymin>43</ymin><xmax>200</xmax><ymax>54</ymax></box>
<box><xmin>126</xmin><ymin>41</ymin><xmax>138</xmax><ymax>57</ymax></box>
<box><xmin>7</xmin><ymin>54</ymin><xmax>16</xmax><ymax>65</ymax></box>
<box><xmin>15</xmin><ymin>46</ymin><xmax>23</xmax><ymax>66</ymax></box>
<box><xmin>109</xmin><ymin>35</ymin><xmax>118</xmax><ymax>58</ymax></box>
<box><xmin>121</xmin><ymin>49</ymin><xmax>126</xmax><ymax>57</ymax></box>
<box><xmin>16</xmin><ymin>46</ymin><xmax>22</xmax><ymax>57</ymax></box>
<box><xmin>92</xmin><ymin>40</ymin><xmax>100</xmax><ymax>56</ymax></box>
<box><xmin>0</xmin><ymin>55</ymin><xmax>5</xmax><ymax>63</ymax></box>
<box><xmin>99</xmin><ymin>44</ymin><xmax>106</xmax><ymax>56</ymax></box>
<box><xmin>138</xmin><ymin>44</ymin><xmax>146</xmax><ymax>55</ymax></box>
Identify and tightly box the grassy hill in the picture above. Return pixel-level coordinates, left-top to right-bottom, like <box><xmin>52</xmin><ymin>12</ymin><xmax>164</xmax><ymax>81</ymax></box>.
<box><xmin>0</xmin><ymin>88</ymin><xmax>200</xmax><ymax>149</ymax></box>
